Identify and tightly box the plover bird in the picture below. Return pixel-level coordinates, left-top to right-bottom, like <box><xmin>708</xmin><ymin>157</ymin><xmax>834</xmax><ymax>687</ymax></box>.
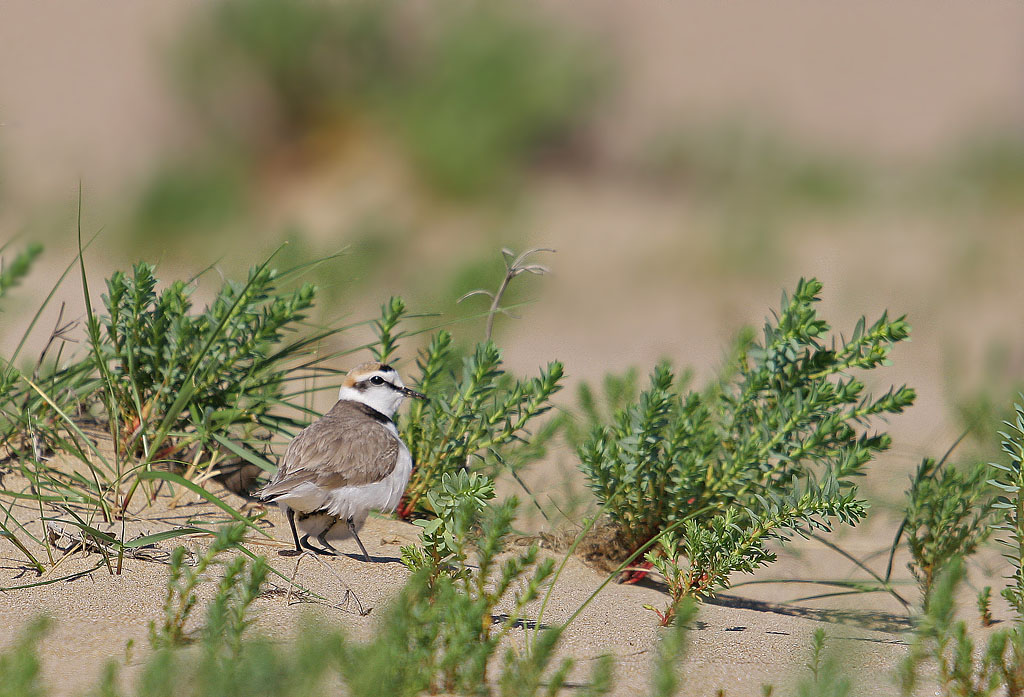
<box><xmin>257</xmin><ymin>361</ymin><xmax>425</xmax><ymax>561</ymax></box>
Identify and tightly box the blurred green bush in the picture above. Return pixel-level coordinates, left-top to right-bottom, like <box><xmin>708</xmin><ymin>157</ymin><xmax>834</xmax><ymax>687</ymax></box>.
<box><xmin>172</xmin><ymin>0</ymin><xmax>603</xmax><ymax>199</ymax></box>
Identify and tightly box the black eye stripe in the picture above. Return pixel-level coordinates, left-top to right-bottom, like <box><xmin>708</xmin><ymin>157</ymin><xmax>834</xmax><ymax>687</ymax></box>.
<box><xmin>356</xmin><ymin>376</ymin><xmax>401</xmax><ymax>391</ymax></box>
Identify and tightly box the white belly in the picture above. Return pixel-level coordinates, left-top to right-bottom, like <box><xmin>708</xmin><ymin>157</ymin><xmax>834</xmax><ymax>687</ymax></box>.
<box><xmin>277</xmin><ymin>442</ymin><xmax>413</xmax><ymax>535</ymax></box>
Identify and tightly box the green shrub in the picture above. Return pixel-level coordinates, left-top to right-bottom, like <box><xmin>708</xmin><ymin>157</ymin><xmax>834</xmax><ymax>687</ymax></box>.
<box><xmin>0</xmin><ymin>241</ymin><xmax>44</xmax><ymax>432</ymax></box>
<box><xmin>0</xmin><ymin>254</ymin><xmax>347</xmax><ymax>535</ymax></box>
<box><xmin>151</xmin><ymin>523</ymin><xmax>266</xmax><ymax>650</ymax></box>
<box><xmin>567</xmin><ymin>367</ymin><xmax>642</xmax><ymax>450</ymax></box>
<box><xmin>903</xmin><ymin>457</ymin><xmax>995</xmax><ymax>602</ymax></box>
<box><xmin>899</xmin><ymin>558</ymin><xmax>1024</xmax><ymax>697</ymax></box>
<box><xmin>937</xmin><ymin>131</ymin><xmax>1024</xmax><ymax>210</ymax></box>
<box><xmin>382</xmin><ymin>4</ymin><xmax>603</xmax><ymax>197</ymax></box>
<box><xmin>393</xmin><ymin>479</ymin><xmax>567</xmax><ymax>693</ymax></box>
<box><xmin>97</xmin><ymin>260</ymin><xmax>318</xmax><ymax>463</ymax></box>
<box><xmin>130</xmin><ymin>159</ymin><xmax>250</xmax><ymax>243</ymax></box>
<box><xmin>645</xmin><ymin>484</ymin><xmax>880</xmax><ymax>622</ymax></box>
<box><xmin>579</xmin><ymin>278</ymin><xmax>915</xmax><ymax>595</ymax></box>
<box><xmin>945</xmin><ymin>341</ymin><xmax>1024</xmax><ymax>466</ymax></box>
<box><xmin>174</xmin><ymin>0</ymin><xmax>602</xmax><ymax>198</ymax></box>
<box><xmin>0</xmin><ymin>242</ymin><xmax>42</xmax><ymax>301</ymax></box>
<box><xmin>0</xmin><ymin>616</ymin><xmax>50</xmax><ymax>697</ymax></box>
<box><xmin>176</xmin><ymin>0</ymin><xmax>393</xmax><ymax>140</ymax></box>
<box><xmin>399</xmin><ymin>469</ymin><xmax>497</xmax><ymax>581</ymax></box>
<box><xmin>401</xmin><ymin>339</ymin><xmax>562</xmax><ymax>518</ymax></box>
<box><xmin>368</xmin><ymin>297</ymin><xmax>563</xmax><ymax>519</ymax></box>
<box><xmin>645</xmin><ymin>119</ymin><xmax>865</xmax><ymax>211</ymax></box>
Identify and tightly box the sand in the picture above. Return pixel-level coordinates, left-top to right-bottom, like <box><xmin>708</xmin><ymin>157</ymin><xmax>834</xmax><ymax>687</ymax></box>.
<box><xmin>0</xmin><ymin>467</ymin><xmax>978</xmax><ymax>697</ymax></box>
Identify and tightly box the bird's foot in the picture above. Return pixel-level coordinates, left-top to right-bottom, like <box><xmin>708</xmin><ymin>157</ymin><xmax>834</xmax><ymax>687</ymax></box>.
<box><xmin>299</xmin><ymin>535</ymin><xmax>337</xmax><ymax>556</ymax></box>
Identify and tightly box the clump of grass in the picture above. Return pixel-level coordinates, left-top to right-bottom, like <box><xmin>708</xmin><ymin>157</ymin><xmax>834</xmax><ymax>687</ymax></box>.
<box><xmin>391</xmin><ymin>476</ymin><xmax>570</xmax><ymax>693</ymax></box>
<box><xmin>175</xmin><ymin>0</ymin><xmax>392</xmax><ymax>144</ymax></box>
<box><xmin>990</xmin><ymin>399</ymin><xmax>1024</xmax><ymax>617</ymax></box>
<box><xmin>643</xmin><ymin>119</ymin><xmax>867</xmax><ymax>275</ymax></box>
<box><xmin>896</xmin><ymin>397</ymin><xmax>1024</xmax><ymax>696</ymax></box>
<box><xmin>0</xmin><ymin>240</ymin><xmax>44</xmax><ymax>436</ymax></box>
<box><xmin>761</xmin><ymin>628</ymin><xmax>854</xmax><ymax>697</ymax></box>
<box><xmin>579</xmin><ymin>278</ymin><xmax>914</xmax><ymax>608</ymax></box>
<box><xmin>978</xmin><ymin>586</ymin><xmax>995</xmax><ymax>627</ymax></box>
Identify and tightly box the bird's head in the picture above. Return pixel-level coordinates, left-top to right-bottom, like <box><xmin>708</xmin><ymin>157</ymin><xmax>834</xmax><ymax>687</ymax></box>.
<box><xmin>338</xmin><ymin>361</ymin><xmax>426</xmax><ymax>418</ymax></box>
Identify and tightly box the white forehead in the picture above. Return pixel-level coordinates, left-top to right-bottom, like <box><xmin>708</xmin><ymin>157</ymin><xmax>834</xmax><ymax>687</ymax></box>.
<box><xmin>352</xmin><ymin>366</ymin><xmax>397</xmax><ymax>380</ymax></box>
<box><xmin>338</xmin><ymin>364</ymin><xmax>408</xmax><ymax>411</ymax></box>
<box><xmin>340</xmin><ymin>364</ymin><xmax>404</xmax><ymax>392</ymax></box>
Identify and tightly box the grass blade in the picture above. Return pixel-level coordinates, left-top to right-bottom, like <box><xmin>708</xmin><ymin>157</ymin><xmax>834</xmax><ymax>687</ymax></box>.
<box><xmin>136</xmin><ymin>470</ymin><xmax>270</xmax><ymax>537</ymax></box>
<box><xmin>0</xmin><ymin>560</ymin><xmax>105</xmax><ymax>592</ymax></box>
<box><xmin>0</xmin><ymin>526</ymin><xmax>45</xmax><ymax>574</ymax></box>
<box><xmin>211</xmin><ymin>433</ymin><xmax>276</xmax><ymax>474</ymax></box>
<box><xmin>124</xmin><ymin>527</ymin><xmax>210</xmax><ymax>548</ymax></box>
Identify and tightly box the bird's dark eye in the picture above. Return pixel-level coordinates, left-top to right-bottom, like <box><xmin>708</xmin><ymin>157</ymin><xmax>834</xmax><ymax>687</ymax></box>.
<box><xmin>370</xmin><ymin>375</ymin><xmax>385</xmax><ymax>386</ymax></box>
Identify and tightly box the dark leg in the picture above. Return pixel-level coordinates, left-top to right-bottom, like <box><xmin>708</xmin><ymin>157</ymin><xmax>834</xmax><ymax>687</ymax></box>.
<box><xmin>348</xmin><ymin>517</ymin><xmax>371</xmax><ymax>562</ymax></box>
<box><xmin>299</xmin><ymin>534</ymin><xmax>333</xmax><ymax>555</ymax></box>
<box><xmin>286</xmin><ymin>507</ymin><xmax>302</xmax><ymax>554</ymax></box>
<box><xmin>316</xmin><ymin>530</ymin><xmax>340</xmax><ymax>556</ymax></box>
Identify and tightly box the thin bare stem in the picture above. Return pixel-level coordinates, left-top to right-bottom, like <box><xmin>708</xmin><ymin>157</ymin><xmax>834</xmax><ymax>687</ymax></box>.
<box><xmin>458</xmin><ymin>247</ymin><xmax>554</xmax><ymax>342</ymax></box>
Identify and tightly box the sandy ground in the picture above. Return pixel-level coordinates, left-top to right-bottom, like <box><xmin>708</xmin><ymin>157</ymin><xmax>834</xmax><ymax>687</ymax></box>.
<box><xmin>0</xmin><ymin>467</ymin><xmax>1005</xmax><ymax>697</ymax></box>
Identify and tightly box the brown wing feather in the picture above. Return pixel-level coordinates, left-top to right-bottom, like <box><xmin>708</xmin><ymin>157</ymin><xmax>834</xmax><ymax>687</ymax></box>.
<box><xmin>258</xmin><ymin>402</ymin><xmax>399</xmax><ymax>498</ymax></box>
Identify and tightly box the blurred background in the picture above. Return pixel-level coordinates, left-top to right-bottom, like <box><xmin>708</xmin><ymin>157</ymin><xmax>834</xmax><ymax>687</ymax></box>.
<box><xmin>2</xmin><ymin>0</ymin><xmax>1024</xmax><ymax>509</ymax></box>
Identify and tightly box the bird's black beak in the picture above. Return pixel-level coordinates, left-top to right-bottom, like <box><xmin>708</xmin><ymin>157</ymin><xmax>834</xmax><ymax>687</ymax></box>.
<box><xmin>401</xmin><ymin>386</ymin><xmax>428</xmax><ymax>400</ymax></box>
